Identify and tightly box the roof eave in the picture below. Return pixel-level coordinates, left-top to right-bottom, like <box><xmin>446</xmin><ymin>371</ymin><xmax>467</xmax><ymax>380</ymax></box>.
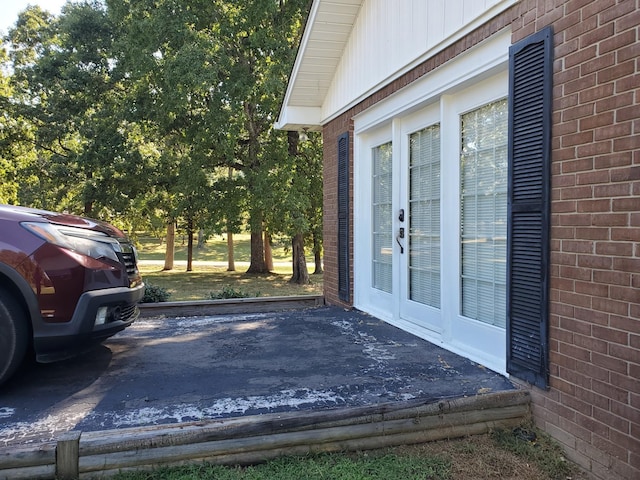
<box><xmin>276</xmin><ymin>0</ymin><xmax>364</xmax><ymax>131</ymax></box>
<box><xmin>274</xmin><ymin>106</ymin><xmax>323</xmax><ymax>132</ymax></box>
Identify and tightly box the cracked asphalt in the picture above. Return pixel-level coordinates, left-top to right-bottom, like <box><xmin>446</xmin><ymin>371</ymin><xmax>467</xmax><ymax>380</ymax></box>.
<box><xmin>0</xmin><ymin>306</ymin><xmax>515</xmax><ymax>447</ymax></box>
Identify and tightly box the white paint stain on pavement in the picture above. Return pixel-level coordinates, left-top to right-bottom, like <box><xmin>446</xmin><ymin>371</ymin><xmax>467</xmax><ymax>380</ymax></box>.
<box><xmin>0</xmin><ymin>407</ymin><xmax>15</xmax><ymax>419</ymax></box>
<box><xmin>331</xmin><ymin>320</ymin><xmax>396</xmax><ymax>362</ymax></box>
<box><xmin>0</xmin><ymin>411</ymin><xmax>87</xmax><ymax>445</ymax></box>
<box><xmin>0</xmin><ymin>388</ymin><xmax>346</xmax><ymax>444</ymax></box>
<box><xmin>89</xmin><ymin>388</ymin><xmax>346</xmax><ymax>428</ymax></box>
<box><xmin>0</xmin><ymin>376</ymin><xmax>120</xmax><ymax>446</ymax></box>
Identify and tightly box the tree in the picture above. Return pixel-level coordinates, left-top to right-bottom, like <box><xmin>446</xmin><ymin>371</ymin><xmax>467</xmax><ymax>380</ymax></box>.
<box><xmin>108</xmin><ymin>0</ymin><xmax>239</xmax><ymax>269</ymax></box>
<box><xmin>2</xmin><ymin>6</ymin><xmax>62</xmax><ymax>209</ymax></box>
<box><xmin>302</xmin><ymin>132</ymin><xmax>324</xmax><ymax>275</ymax></box>
<box><xmin>275</xmin><ymin>130</ymin><xmax>322</xmax><ymax>284</ymax></box>
<box><xmin>0</xmin><ymin>47</ymin><xmax>24</xmax><ymax>204</ymax></box>
<box><xmin>214</xmin><ymin>0</ymin><xmax>309</xmax><ymax>274</ymax></box>
<box><xmin>286</xmin><ymin>131</ymin><xmax>309</xmax><ymax>284</ymax></box>
<box><xmin>6</xmin><ymin>2</ymin><xmax>152</xmax><ymax>221</ymax></box>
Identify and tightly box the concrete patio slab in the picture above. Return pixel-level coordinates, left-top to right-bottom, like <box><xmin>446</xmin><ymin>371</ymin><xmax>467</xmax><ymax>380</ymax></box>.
<box><xmin>1</xmin><ymin>305</ymin><xmax>517</xmax><ymax>449</ymax></box>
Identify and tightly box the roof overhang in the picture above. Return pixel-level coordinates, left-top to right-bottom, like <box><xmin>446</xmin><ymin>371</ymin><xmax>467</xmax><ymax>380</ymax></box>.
<box><xmin>275</xmin><ymin>0</ymin><xmax>363</xmax><ymax>132</ymax></box>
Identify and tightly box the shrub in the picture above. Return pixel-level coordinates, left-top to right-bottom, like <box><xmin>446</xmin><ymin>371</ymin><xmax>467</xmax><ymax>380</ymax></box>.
<box><xmin>142</xmin><ymin>283</ymin><xmax>171</xmax><ymax>303</ymax></box>
<box><xmin>208</xmin><ymin>285</ymin><xmax>260</xmax><ymax>300</ymax></box>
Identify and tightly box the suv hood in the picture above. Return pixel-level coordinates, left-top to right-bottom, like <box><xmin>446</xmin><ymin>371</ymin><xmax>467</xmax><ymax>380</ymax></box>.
<box><xmin>0</xmin><ymin>205</ymin><xmax>127</xmax><ymax>240</ymax></box>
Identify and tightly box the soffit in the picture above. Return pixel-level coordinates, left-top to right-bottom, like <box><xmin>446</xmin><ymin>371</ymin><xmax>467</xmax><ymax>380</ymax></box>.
<box><xmin>277</xmin><ymin>0</ymin><xmax>363</xmax><ymax>130</ymax></box>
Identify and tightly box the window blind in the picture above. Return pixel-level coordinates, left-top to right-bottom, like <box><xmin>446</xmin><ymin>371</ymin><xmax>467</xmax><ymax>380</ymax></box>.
<box><xmin>372</xmin><ymin>142</ymin><xmax>393</xmax><ymax>293</ymax></box>
<box><xmin>409</xmin><ymin>124</ymin><xmax>441</xmax><ymax>308</ymax></box>
<box><xmin>460</xmin><ymin>99</ymin><xmax>508</xmax><ymax>327</ymax></box>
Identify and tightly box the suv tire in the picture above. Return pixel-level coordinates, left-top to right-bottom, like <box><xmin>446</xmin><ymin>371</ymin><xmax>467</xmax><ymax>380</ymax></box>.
<box><xmin>0</xmin><ymin>288</ymin><xmax>28</xmax><ymax>386</ymax></box>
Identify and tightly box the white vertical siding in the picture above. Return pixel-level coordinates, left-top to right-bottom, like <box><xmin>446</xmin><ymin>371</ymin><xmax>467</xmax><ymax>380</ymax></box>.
<box><xmin>425</xmin><ymin>1</ymin><xmax>444</xmax><ymax>48</ymax></box>
<box><xmin>462</xmin><ymin>0</ymin><xmax>485</xmax><ymax>24</ymax></box>
<box><xmin>444</xmin><ymin>0</ymin><xmax>464</xmax><ymax>33</ymax></box>
<box><xmin>321</xmin><ymin>0</ymin><xmax>516</xmax><ymax>122</ymax></box>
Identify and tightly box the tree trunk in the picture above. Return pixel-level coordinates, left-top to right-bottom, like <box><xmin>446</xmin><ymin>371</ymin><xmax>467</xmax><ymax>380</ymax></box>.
<box><xmin>186</xmin><ymin>218</ymin><xmax>194</xmax><ymax>272</ymax></box>
<box><xmin>226</xmin><ymin>168</ymin><xmax>236</xmax><ymax>272</ymax></box>
<box><xmin>244</xmin><ymin>101</ymin><xmax>269</xmax><ymax>274</ymax></box>
<box><xmin>163</xmin><ymin>221</ymin><xmax>175</xmax><ymax>271</ymax></box>
<box><xmin>227</xmin><ymin>231</ymin><xmax>235</xmax><ymax>272</ymax></box>
<box><xmin>290</xmin><ymin>232</ymin><xmax>310</xmax><ymax>284</ymax></box>
<box><xmin>264</xmin><ymin>232</ymin><xmax>274</xmax><ymax>271</ymax></box>
<box><xmin>313</xmin><ymin>249</ymin><xmax>323</xmax><ymax>274</ymax></box>
<box><xmin>313</xmin><ymin>231</ymin><xmax>323</xmax><ymax>274</ymax></box>
<box><xmin>247</xmin><ymin>206</ymin><xmax>269</xmax><ymax>273</ymax></box>
<box><xmin>247</xmin><ymin>230</ymin><xmax>267</xmax><ymax>273</ymax></box>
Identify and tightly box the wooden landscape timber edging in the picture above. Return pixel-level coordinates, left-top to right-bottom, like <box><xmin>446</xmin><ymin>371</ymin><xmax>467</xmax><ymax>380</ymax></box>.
<box><xmin>0</xmin><ymin>390</ymin><xmax>530</xmax><ymax>480</ymax></box>
<box><xmin>0</xmin><ymin>443</ymin><xmax>56</xmax><ymax>480</ymax></box>
<box><xmin>138</xmin><ymin>295</ymin><xmax>325</xmax><ymax>318</ymax></box>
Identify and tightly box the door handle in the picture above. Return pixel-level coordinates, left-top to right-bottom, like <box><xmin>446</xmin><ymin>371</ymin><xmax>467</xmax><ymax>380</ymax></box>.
<box><xmin>396</xmin><ymin>227</ymin><xmax>405</xmax><ymax>254</ymax></box>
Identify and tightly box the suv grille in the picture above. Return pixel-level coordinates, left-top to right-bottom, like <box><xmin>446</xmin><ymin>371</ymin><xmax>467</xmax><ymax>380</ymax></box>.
<box><xmin>118</xmin><ymin>304</ymin><xmax>138</xmax><ymax>323</ymax></box>
<box><xmin>118</xmin><ymin>241</ymin><xmax>139</xmax><ymax>278</ymax></box>
<box><xmin>121</xmin><ymin>250</ymin><xmax>138</xmax><ymax>277</ymax></box>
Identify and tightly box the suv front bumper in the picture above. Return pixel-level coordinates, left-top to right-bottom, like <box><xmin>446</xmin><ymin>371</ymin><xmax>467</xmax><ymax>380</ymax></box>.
<box><xmin>33</xmin><ymin>282</ymin><xmax>145</xmax><ymax>362</ymax></box>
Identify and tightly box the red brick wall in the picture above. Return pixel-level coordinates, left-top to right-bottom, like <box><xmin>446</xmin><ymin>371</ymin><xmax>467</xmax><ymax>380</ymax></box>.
<box><xmin>513</xmin><ymin>1</ymin><xmax>640</xmax><ymax>479</ymax></box>
<box><xmin>321</xmin><ymin>2</ymin><xmax>639</xmax><ymax>478</ymax></box>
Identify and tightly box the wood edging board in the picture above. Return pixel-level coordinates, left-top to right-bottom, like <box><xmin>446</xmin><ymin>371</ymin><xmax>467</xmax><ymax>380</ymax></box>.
<box><xmin>138</xmin><ymin>295</ymin><xmax>325</xmax><ymax>317</ymax></box>
<box><xmin>0</xmin><ymin>390</ymin><xmax>530</xmax><ymax>479</ymax></box>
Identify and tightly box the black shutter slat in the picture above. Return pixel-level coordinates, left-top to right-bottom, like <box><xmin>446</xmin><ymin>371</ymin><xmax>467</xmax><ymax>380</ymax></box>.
<box><xmin>507</xmin><ymin>26</ymin><xmax>553</xmax><ymax>389</ymax></box>
<box><xmin>338</xmin><ymin>132</ymin><xmax>350</xmax><ymax>302</ymax></box>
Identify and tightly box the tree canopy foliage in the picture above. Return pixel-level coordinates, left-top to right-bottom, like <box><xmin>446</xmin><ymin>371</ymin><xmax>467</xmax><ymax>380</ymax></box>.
<box><xmin>0</xmin><ymin>0</ymin><xmax>321</xmax><ymax>279</ymax></box>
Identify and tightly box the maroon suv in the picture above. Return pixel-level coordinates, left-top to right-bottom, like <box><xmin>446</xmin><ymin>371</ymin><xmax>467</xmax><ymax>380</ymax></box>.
<box><xmin>0</xmin><ymin>205</ymin><xmax>145</xmax><ymax>386</ymax></box>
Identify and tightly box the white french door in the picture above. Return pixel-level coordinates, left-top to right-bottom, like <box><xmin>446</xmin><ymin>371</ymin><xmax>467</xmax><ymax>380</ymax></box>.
<box><xmin>354</xmin><ymin>70</ymin><xmax>509</xmax><ymax>373</ymax></box>
<box><xmin>397</xmin><ymin>106</ymin><xmax>443</xmax><ymax>334</ymax></box>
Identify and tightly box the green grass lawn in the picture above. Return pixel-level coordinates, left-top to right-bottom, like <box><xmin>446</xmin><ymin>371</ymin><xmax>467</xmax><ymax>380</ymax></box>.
<box><xmin>136</xmin><ymin>233</ymin><xmax>323</xmax><ymax>301</ymax></box>
<box><xmin>136</xmin><ymin>233</ymin><xmax>295</xmax><ymax>263</ymax></box>
<box><xmin>112</xmin><ymin>426</ymin><xmax>578</xmax><ymax>480</ymax></box>
<box><xmin>140</xmin><ymin>265</ymin><xmax>323</xmax><ymax>301</ymax></box>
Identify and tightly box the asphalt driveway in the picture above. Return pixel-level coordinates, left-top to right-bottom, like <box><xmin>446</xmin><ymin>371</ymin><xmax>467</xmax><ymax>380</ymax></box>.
<box><xmin>0</xmin><ymin>306</ymin><xmax>515</xmax><ymax>447</ymax></box>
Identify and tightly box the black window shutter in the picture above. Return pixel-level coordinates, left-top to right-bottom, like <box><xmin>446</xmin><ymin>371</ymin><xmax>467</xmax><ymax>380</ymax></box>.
<box><xmin>507</xmin><ymin>26</ymin><xmax>553</xmax><ymax>389</ymax></box>
<box><xmin>337</xmin><ymin>132</ymin><xmax>350</xmax><ymax>302</ymax></box>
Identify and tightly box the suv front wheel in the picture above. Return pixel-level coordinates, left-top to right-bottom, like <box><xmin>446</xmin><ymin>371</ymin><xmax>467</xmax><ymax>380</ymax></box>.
<box><xmin>0</xmin><ymin>288</ymin><xmax>28</xmax><ymax>386</ymax></box>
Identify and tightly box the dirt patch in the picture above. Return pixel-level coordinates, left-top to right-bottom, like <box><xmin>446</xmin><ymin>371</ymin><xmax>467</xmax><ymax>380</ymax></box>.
<box><xmin>385</xmin><ymin>433</ymin><xmax>588</xmax><ymax>480</ymax></box>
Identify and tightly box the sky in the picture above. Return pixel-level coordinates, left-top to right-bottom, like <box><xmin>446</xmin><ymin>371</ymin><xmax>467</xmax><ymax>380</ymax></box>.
<box><xmin>1</xmin><ymin>0</ymin><xmax>69</xmax><ymax>35</ymax></box>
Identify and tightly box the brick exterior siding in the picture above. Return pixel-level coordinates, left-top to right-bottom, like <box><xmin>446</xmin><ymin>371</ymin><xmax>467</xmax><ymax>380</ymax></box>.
<box><xmin>321</xmin><ymin>1</ymin><xmax>639</xmax><ymax>479</ymax></box>
<box><xmin>516</xmin><ymin>2</ymin><xmax>640</xmax><ymax>479</ymax></box>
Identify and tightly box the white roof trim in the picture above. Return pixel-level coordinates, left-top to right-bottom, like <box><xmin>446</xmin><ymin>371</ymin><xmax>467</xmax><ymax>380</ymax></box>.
<box><xmin>274</xmin><ymin>106</ymin><xmax>323</xmax><ymax>132</ymax></box>
<box><xmin>276</xmin><ymin>0</ymin><xmax>364</xmax><ymax>131</ymax></box>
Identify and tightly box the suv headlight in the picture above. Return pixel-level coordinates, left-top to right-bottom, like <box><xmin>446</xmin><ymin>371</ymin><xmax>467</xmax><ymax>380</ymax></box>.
<box><xmin>21</xmin><ymin>222</ymin><xmax>122</xmax><ymax>263</ymax></box>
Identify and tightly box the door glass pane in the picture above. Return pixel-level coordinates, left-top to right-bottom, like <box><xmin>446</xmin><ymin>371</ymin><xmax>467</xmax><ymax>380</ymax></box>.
<box><xmin>409</xmin><ymin>124</ymin><xmax>441</xmax><ymax>308</ymax></box>
<box><xmin>372</xmin><ymin>142</ymin><xmax>393</xmax><ymax>293</ymax></box>
<box><xmin>460</xmin><ymin>99</ymin><xmax>508</xmax><ymax>327</ymax></box>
